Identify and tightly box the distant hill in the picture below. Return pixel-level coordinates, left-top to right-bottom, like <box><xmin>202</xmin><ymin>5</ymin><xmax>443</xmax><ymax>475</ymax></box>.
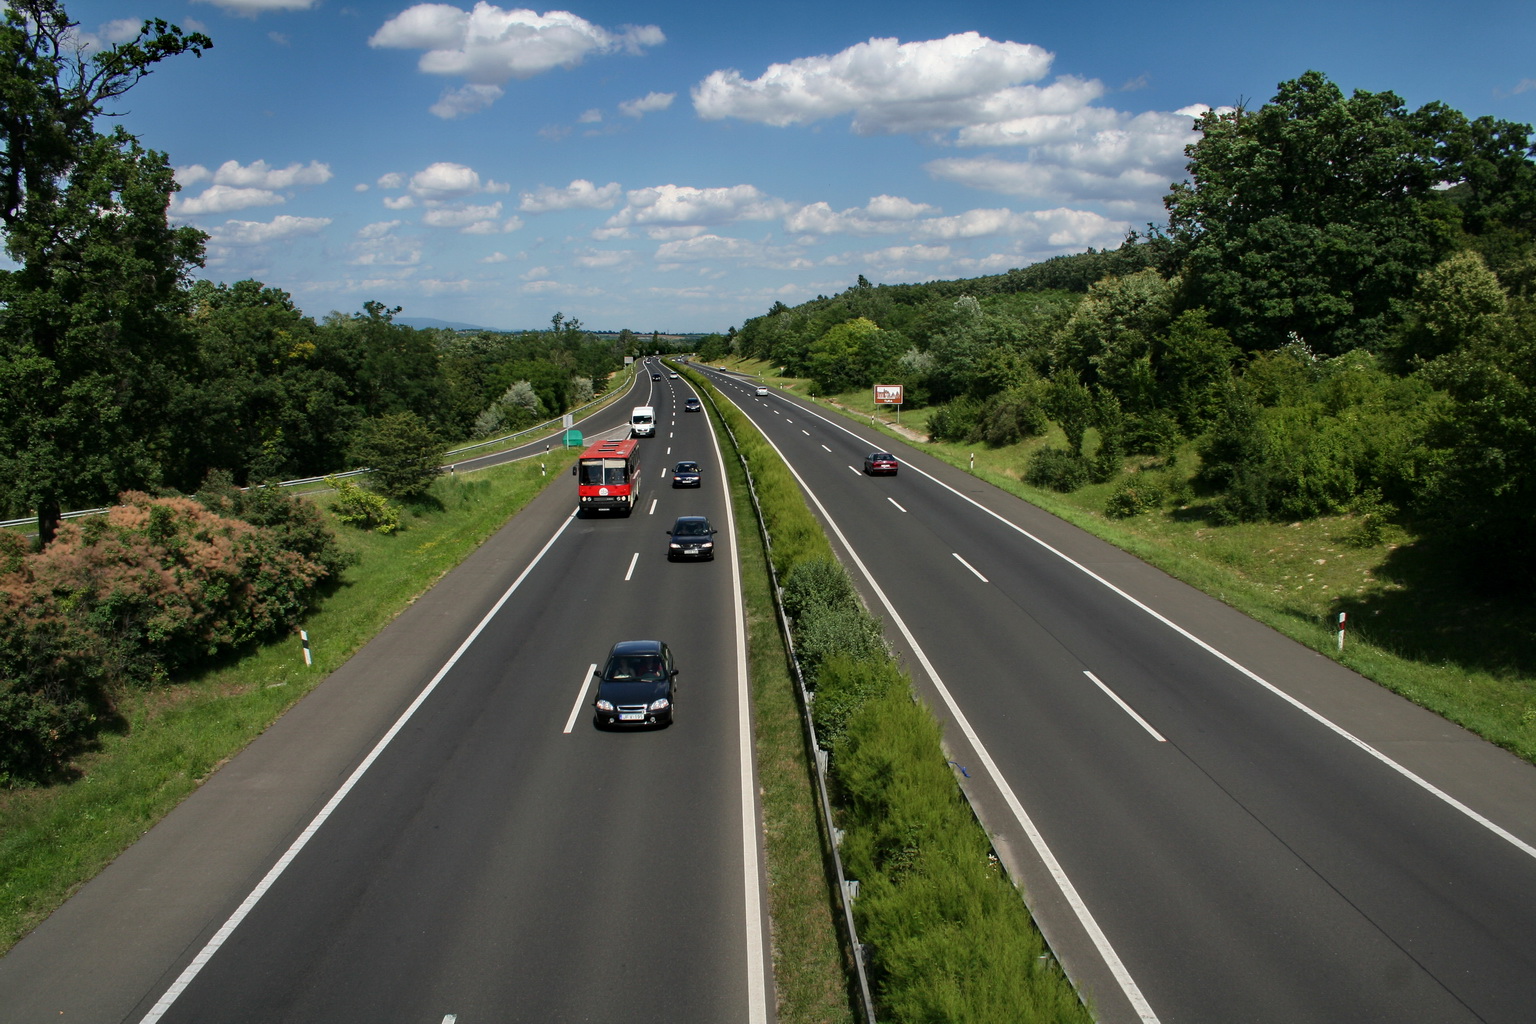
<box><xmin>395</xmin><ymin>316</ymin><xmax>498</xmax><ymax>331</ymax></box>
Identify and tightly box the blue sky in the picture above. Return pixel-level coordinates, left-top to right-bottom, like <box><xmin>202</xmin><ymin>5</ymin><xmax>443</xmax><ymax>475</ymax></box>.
<box><xmin>57</xmin><ymin>0</ymin><xmax>1536</xmax><ymax>333</ymax></box>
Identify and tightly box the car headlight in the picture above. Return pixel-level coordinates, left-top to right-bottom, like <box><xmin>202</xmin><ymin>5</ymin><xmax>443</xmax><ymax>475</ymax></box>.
<box><xmin>700</xmin><ymin>541</ymin><xmax>713</xmax><ymax>549</ymax></box>
<box><xmin>596</xmin><ymin>699</ymin><xmax>615</xmax><ymax>711</ymax></box>
<box><xmin>648</xmin><ymin>698</ymin><xmax>671</xmax><ymax>711</ymax></box>
<box><xmin>669</xmin><ymin>542</ymin><xmax>682</xmax><ymax>549</ymax></box>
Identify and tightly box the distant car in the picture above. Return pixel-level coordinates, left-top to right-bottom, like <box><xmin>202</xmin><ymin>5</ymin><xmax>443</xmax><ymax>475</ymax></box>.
<box><xmin>684</xmin><ymin>397</ymin><xmax>702</xmax><ymax>412</ymax></box>
<box><xmin>863</xmin><ymin>452</ymin><xmax>898</xmax><ymax>475</ymax></box>
<box><xmin>669</xmin><ymin>371</ymin><xmax>679</xmax><ymax>379</ymax></box>
<box><xmin>652</xmin><ymin>372</ymin><xmax>662</xmax><ymax>380</ymax></box>
<box><xmin>593</xmin><ymin>639</ymin><xmax>676</xmax><ymax>728</ymax></box>
<box><xmin>666</xmin><ymin>514</ymin><xmax>717</xmax><ymax>560</ymax></box>
<box><xmin>755</xmin><ymin>385</ymin><xmax>769</xmax><ymax>396</ymax></box>
<box><xmin>671</xmin><ymin>460</ymin><xmax>702</xmax><ymax>488</ymax></box>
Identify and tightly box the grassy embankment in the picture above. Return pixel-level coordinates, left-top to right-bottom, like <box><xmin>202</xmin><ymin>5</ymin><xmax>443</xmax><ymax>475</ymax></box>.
<box><xmin>710</xmin><ymin>357</ymin><xmax>1536</xmax><ymax>764</ymax></box>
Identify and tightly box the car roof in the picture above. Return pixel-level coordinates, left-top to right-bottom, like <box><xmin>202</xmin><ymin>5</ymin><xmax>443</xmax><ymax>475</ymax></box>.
<box><xmin>608</xmin><ymin>639</ymin><xmax>665</xmax><ymax>658</ymax></box>
<box><xmin>675</xmin><ymin>460</ymin><xmax>699</xmax><ymax>468</ymax></box>
<box><xmin>672</xmin><ymin>514</ymin><xmax>710</xmax><ymax>525</ymax></box>
<box><xmin>869</xmin><ymin>452</ymin><xmax>895</xmax><ymax>458</ymax></box>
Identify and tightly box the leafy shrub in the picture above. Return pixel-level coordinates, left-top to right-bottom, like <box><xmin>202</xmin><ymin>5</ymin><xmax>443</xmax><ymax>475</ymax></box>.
<box><xmin>0</xmin><ymin>494</ymin><xmax>332</xmax><ymax>784</ymax></box>
<box><xmin>927</xmin><ymin>397</ymin><xmax>986</xmax><ymax>443</ymax></box>
<box><xmin>1024</xmin><ymin>447</ymin><xmax>1092</xmax><ymax>492</ymax></box>
<box><xmin>781</xmin><ymin>557</ymin><xmax>859</xmax><ymax>622</ymax></box>
<box><xmin>809</xmin><ymin>654</ymin><xmax>905</xmax><ymax>752</ymax></box>
<box><xmin>326</xmin><ymin>476</ymin><xmax>401</xmax><ymax>534</ymax></box>
<box><xmin>349</xmin><ymin>411</ymin><xmax>443</xmax><ymax>500</ymax></box>
<box><xmin>1106</xmin><ymin>476</ymin><xmax>1168</xmax><ymax>518</ymax></box>
<box><xmin>794</xmin><ymin>604</ymin><xmax>888</xmax><ymax>688</ymax></box>
<box><xmin>195</xmin><ymin>471</ymin><xmax>352</xmax><ymax>578</ymax></box>
<box><xmin>980</xmin><ymin>386</ymin><xmax>1050</xmax><ymax>447</ymax></box>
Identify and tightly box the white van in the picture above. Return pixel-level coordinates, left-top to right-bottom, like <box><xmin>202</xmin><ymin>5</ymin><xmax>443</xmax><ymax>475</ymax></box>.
<box><xmin>630</xmin><ymin>406</ymin><xmax>656</xmax><ymax>438</ymax></box>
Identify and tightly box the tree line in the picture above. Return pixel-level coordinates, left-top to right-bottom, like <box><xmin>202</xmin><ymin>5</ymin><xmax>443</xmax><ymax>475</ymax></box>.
<box><xmin>717</xmin><ymin>71</ymin><xmax>1536</xmax><ymax>588</ymax></box>
<box><xmin>0</xmin><ymin>3</ymin><xmax>632</xmax><ymax>544</ymax></box>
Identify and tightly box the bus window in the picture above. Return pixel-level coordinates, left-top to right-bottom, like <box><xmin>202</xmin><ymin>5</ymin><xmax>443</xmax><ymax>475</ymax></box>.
<box><xmin>604</xmin><ymin>461</ymin><xmax>628</xmax><ymax>486</ymax></box>
<box><xmin>579</xmin><ymin>462</ymin><xmax>605</xmax><ymax>486</ymax></box>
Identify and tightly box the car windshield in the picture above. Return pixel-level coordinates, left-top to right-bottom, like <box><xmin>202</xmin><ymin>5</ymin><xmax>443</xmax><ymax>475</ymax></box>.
<box><xmin>675</xmin><ymin>462</ymin><xmax>698</xmax><ymax>473</ymax></box>
<box><xmin>605</xmin><ymin>656</ymin><xmax>665</xmax><ymax>681</ymax></box>
<box><xmin>673</xmin><ymin>519</ymin><xmax>710</xmax><ymax>537</ymax></box>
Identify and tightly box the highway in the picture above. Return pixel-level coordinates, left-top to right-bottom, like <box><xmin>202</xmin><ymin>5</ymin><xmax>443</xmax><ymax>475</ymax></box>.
<box><xmin>694</xmin><ymin>364</ymin><xmax>1536</xmax><ymax>1024</ymax></box>
<box><xmin>0</xmin><ymin>361</ymin><xmax>771</xmax><ymax>1024</ymax></box>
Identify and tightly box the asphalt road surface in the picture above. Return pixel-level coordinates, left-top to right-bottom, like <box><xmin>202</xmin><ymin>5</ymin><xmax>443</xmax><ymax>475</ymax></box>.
<box><xmin>0</xmin><ymin>360</ymin><xmax>772</xmax><ymax>1024</ymax></box>
<box><xmin>696</xmin><ymin>365</ymin><xmax>1536</xmax><ymax>1024</ymax></box>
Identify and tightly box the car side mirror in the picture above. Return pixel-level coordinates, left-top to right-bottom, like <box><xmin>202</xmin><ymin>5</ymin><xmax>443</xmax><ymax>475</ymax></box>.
<box><xmin>571</xmin><ymin>464</ymin><xmax>577</xmax><ymax>476</ymax></box>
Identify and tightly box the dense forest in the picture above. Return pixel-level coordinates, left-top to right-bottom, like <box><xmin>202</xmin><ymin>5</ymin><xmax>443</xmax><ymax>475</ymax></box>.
<box><xmin>708</xmin><ymin>71</ymin><xmax>1536</xmax><ymax>589</ymax></box>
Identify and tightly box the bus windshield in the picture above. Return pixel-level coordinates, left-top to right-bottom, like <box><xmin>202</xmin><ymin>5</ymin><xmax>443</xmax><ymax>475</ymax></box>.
<box><xmin>580</xmin><ymin>459</ymin><xmax>629</xmax><ymax>486</ymax></box>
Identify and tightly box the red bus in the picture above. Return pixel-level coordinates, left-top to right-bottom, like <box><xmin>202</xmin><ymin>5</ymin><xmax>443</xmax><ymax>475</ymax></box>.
<box><xmin>573</xmin><ymin>438</ymin><xmax>642</xmax><ymax>515</ymax></box>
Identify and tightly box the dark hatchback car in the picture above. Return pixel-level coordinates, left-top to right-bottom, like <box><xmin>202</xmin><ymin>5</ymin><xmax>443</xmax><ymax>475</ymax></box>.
<box><xmin>863</xmin><ymin>452</ymin><xmax>899</xmax><ymax>475</ymax></box>
<box><xmin>684</xmin><ymin>397</ymin><xmax>702</xmax><ymax>412</ymax></box>
<box><xmin>593</xmin><ymin>640</ymin><xmax>676</xmax><ymax>728</ymax></box>
<box><xmin>666</xmin><ymin>515</ymin><xmax>717</xmax><ymax>560</ymax></box>
<box><xmin>672</xmin><ymin>460</ymin><xmax>702</xmax><ymax>488</ymax></box>
<box><xmin>651</xmin><ymin>372</ymin><xmax>662</xmax><ymax>380</ymax></box>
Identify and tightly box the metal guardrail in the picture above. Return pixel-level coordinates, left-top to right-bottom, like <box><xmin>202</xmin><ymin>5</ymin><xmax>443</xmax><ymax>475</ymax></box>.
<box><xmin>694</xmin><ymin>368</ymin><xmax>879</xmax><ymax>1024</ymax></box>
<box><xmin>0</xmin><ymin>366</ymin><xmax>640</xmax><ymax>531</ymax></box>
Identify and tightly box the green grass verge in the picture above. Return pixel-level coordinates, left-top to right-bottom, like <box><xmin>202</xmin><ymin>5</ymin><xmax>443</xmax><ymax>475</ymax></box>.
<box><xmin>705</xmin><ymin>395</ymin><xmax>855</xmax><ymax>1024</ymax></box>
<box><xmin>728</xmin><ymin>366</ymin><xmax>1536</xmax><ymax>765</ymax></box>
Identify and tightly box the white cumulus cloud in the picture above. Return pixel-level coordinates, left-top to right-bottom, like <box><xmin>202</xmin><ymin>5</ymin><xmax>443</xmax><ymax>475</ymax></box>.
<box><xmin>785</xmin><ymin>194</ymin><xmax>939</xmax><ymax>236</ymax></box>
<box><xmin>519</xmin><ymin>179</ymin><xmax>622</xmax><ymax>212</ymax></box>
<box><xmin>192</xmin><ymin>0</ymin><xmax>317</xmax><ymax>14</ymax></box>
<box><xmin>619</xmin><ymin>91</ymin><xmax>674</xmax><ymax>118</ymax></box>
<box><xmin>408</xmin><ymin>161</ymin><xmax>509</xmax><ymax>199</ymax></box>
<box><xmin>208</xmin><ymin>215</ymin><xmax>332</xmax><ymax>246</ymax></box>
<box><xmin>173</xmin><ymin>185</ymin><xmax>283</xmax><ymax>215</ymax></box>
<box><xmin>370</xmin><ymin>3</ymin><xmax>664</xmax><ymax>117</ymax></box>
<box><xmin>210</xmin><ymin>159</ymin><xmax>333</xmax><ymax>189</ymax></box>
<box><xmin>693</xmin><ymin>32</ymin><xmax>1054</xmax><ymax>134</ymax></box>
<box><xmin>602</xmin><ymin>184</ymin><xmax>792</xmax><ymax>239</ymax></box>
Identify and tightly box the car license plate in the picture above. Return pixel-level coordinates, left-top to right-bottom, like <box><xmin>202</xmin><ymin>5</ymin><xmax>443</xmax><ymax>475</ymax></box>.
<box><xmin>620</xmin><ymin>712</ymin><xmax>644</xmax><ymax>721</ymax></box>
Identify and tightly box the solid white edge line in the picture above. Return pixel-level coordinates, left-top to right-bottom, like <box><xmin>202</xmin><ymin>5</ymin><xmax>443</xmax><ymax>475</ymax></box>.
<box><xmin>138</xmin><ymin>510</ymin><xmax>581</xmax><ymax>1024</ymax></box>
<box><xmin>1084</xmin><ymin>671</ymin><xmax>1166</xmax><ymax>743</ymax></box>
<box><xmin>624</xmin><ymin>551</ymin><xmax>639</xmax><ymax>581</ymax></box>
<box><xmin>727</xmin><ymin>398</ymin><xmax>1160</xmax><ymax>1022</ymax></box>
<box><xmin>703</xmin><ymin>388</ymin><xmax>770</xmax><ymax>1023</ymax></box>
<box><xmin>563</xmin><ymin>663</ymin><xmax>598</xmax><ymax>734</ymax></box>
<box><xmin>952</xmin><ymin>552</ymin><xmax>990</xmax><ymax>583</ymax></box>
<box><xmin>782</xmin><ymin>396</ymin><xmax>1536</xmax><ymax>863</ymax></box>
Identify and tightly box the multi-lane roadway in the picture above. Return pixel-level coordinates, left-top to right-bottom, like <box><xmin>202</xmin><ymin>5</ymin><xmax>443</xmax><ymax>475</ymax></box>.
<box><xmin>694</xmin><ymin>363</ymin><xmax>1536</xmax><ymax>1024</ymax></box>
<box><xmin>0</xmin><ymin>362</ymin><xmax>771</xmax><ymax>1024</ymax></box>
